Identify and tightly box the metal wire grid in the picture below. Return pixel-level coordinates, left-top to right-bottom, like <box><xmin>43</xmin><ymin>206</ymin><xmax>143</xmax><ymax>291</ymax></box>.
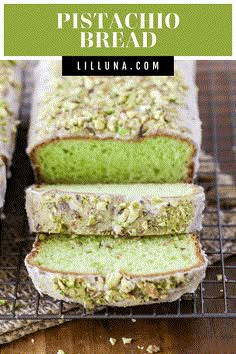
<box><xmin>0</xmin><ymin>61</ymin><xmax>235</xmax><ymax>320</ymax></box>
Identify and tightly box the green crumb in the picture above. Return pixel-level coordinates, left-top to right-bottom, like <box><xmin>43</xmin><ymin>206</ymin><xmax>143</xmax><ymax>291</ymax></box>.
<box><xmin>35</xmin><ymin>137</ymin><xmax>193</xmax><ymax>184</ymax></box>
<box><xmin>34</xmin><ymin>234</ymin><xmax>198</xmax><ymax>274</ymax></box>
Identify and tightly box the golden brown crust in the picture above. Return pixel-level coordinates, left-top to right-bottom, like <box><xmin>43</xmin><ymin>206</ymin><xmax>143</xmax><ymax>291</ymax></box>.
<box><xmin>25</xmin><ymin>234</ymin><xmax>205</xmax><ymax>278</ymax></box>
<box><xmin>29</xmin><ymin>132</ymin><xmax>196</xmax><ymax>183</ymax></box>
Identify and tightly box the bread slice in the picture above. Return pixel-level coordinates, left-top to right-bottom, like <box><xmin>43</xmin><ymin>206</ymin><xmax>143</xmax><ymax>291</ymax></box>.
<box><xmin>27</xmin><ymin>60</ymin><xmax>201</xmax><ymax>184</ymax></box>
<box><xmin>26</xmin><ymin>183</ymin><xmax>205</xmax><ymax>237</ymax></box>
<box><xmin>25</xmin><ymin>233</ymin><xmax>208</xmax><ymax>310</ymax></box>
<box><xmin>0</xmin><ymin>61</ymin><xmax>21</xmax><ymax>168</ymax></box>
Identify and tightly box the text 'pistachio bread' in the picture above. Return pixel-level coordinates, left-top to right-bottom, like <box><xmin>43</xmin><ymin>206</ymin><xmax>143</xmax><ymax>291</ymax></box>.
<box><xmin>27</xmin><ymin>61</ymin><xmax>201</xmax><ymax>184</ymax></box>
<box><xmin>25</xmin><ymin>234</ymin><xmax>208</xmax><ymax>310</ymax></box>
<box><xmin>26</xmin><ymin>183</ymin><xmax>205</xmax><ymax>237</ymax></box>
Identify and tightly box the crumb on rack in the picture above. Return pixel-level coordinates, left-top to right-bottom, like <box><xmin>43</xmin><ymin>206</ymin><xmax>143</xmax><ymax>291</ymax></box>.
<box><xmin>0</xmin><ymin>212</ymin><xmax>6</xmax><ymax>220</ymax></box>
<box><xmin>122</xmin><ymin>337</ymin><xmax>133</xmax><ymax>344</ymax></box>
<box><xmin>57</xmin><ymin>350</ymin><xmax>67</xmax><ymax>354</ymax></box>
<box><xmin>31</xmin><ymin>338</ymin><xmax>35</xmax><ymax>344</ymax></box>
<box><xmin>217</xmin><ymin>274</ymin><xmax>223</xmax><ymax>281</ymax></box>
<box><xmin>109</xmin><ymin>337</ymin><xmax>117</xmax><ymax>346</ymax></box>
<box><xmin>146</xmin><ymin>344</ymin><xmax>161</xmax><ymax>353</ymax></box>
<box><xmin>131</xmin><ymin>319</ymin><xmax>137</xmax><ymax>322</ymax></box>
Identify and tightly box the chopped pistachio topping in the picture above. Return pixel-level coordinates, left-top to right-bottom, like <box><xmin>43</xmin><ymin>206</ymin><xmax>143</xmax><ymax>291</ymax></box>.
<box><xmin>145</xmin><ymin>199</ymin><xmax>194</xmax><ymax>235</ymax></box>
<box><xmin>31</xmin><ymin>191</ymin><xmax>194</xmax><ymax>237</ymax></box>
<box><xmin>35</xmin><ymin>70</ymin><xmax>189</xmax><ymax>141</ymax></box>
<box><xmin>105</xmin><ymin>272</ymin><xmax>123</xmax><ymax>289</ymax></box>
<box><xmin>53</xmin><ymin>274</ymin><xmax>189</xmax><ymax>310</ymax></box>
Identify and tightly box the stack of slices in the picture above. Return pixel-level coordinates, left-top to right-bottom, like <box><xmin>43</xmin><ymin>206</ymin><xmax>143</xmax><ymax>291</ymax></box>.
<box><xmin>0</xmin><ymin>61</ymin><xmax>21</xmax><ymax>212</ymax></box>
<box><xmin>25</xmin><ymin>61</ymin><xmax>208</xmax><ymax>311</ymax></box>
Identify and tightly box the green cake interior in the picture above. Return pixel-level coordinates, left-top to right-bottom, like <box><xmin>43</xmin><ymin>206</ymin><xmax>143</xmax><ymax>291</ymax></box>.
<box><xmin>39</xmin><ymin>183</ymin><xmax>195</xmax><ymax>197</ymax></box>
<box><xmin>34</xmin><ymin>136</ymin><xmax>193</xmax><ymax>184</ymax></box>
<box><xmin>32</xmin><ymin>234</ymin><xmax>200</xmax><ymax>275</ymax></box>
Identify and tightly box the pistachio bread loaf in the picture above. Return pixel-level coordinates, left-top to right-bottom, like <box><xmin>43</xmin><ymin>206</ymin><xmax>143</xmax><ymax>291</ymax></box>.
<box><xmin>25</xmin><ymin>233</ymin><xmax>207</xmax><ymax>310</ymax></box>
<box><xmin>26</xmin><ymin>183</ymin><xmax>205</xmax><ymax>237</ymax></box>
<box><xmin>0</xmin><ymin>61</ymin><xmax>21</xmax><ymax>168</ymax></box>
<box><xmin>27</xmin><ymin>61</ymin><xmax>201</xmax><ymax>184</ymax></box>
<box><xmin>0</xmin><ymin>61</ymin><xmax>21</xmax><ymax>209</ymax></box>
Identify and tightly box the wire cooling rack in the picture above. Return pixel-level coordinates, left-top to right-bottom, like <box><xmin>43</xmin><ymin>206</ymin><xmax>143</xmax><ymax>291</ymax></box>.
<box><xmin>0</xmin><ymin>61</ymin><xmax>235</xmax><ymax>320</ymax></box>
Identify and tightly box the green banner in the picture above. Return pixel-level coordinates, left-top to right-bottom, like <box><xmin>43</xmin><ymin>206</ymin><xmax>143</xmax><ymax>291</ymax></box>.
<box><xmin>4</xmin><ymin>4</ymin><xmax>232</xmax><ymax>56</ymax></box>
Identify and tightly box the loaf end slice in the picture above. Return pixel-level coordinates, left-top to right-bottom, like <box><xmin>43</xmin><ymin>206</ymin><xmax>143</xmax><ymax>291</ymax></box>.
<box><xmin>26</xmin><ymin>183</ymin><xmax>205</xmax><ymax>237</ymax></box>
<box><xmin>27</xmin><ymin>61</ymin><xmax>201</xmax><ymax>184</ymax></box>
<box><xmin>25</xmin><ymin>234</ymin><xmax>208</xmax><ymax>310</ymax></box>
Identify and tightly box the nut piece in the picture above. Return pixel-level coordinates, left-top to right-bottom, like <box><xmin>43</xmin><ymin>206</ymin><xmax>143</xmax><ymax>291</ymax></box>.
<box><xmin>122</xmin><ymin>337</ymin><xmax>133</xmax><ymax>344</ymax></box>
<box><xmin>146</xmin><ymin>344</ymin><xmax>161</xmax><ymax>353</ymax></box>
<box><xmin>109</xmin><ymin>337</ymin><xmax>117</xmax><ymax>346</ymax></box>
<box><xmin>151</xmin><ymin>197</ymin><xmax>163</xmax><ymax>205</ymax></box>
<box><xmin>87</xmin><ymin>215</ymin><xmax>97</xmax><ymax>226</ymax></box>
<box><xmin>120</xmin><ymin>278</ymin><xmax>135</xmax><ymax>294</ymax></box>
<box><xmin>105</xmin><ymin>272</ymin><xmax>122</xmax><ymax>289</ymax></box>
<box><xmin>96</xmin><ymin>201</ymin><xmax>107</xmax><ymax>211</ymax></box>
